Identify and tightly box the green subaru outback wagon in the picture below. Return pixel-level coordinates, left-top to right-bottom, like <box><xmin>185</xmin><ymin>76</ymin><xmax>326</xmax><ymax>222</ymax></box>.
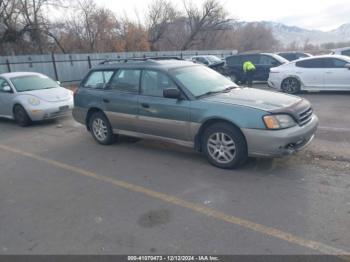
<box><xmin>73</xmin><ymin>58</ymin><xmax>318</xmax><ymax>169</ymax></box>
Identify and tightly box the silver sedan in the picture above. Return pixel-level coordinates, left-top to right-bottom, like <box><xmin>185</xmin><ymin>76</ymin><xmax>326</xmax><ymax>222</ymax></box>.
<box><xmin>0</xmin><ymin>72</ymin><xmax>74</xmax><ymax>126</ymax></box>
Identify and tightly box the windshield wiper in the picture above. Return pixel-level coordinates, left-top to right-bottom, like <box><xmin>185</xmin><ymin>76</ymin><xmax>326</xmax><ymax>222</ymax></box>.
<box><xmin>196</xmin><ymin>90</ymin><xmax>222</xmax><ymax>98</ymax></box>
<box><xmin>20</xmin><ymin>89</ymin><xmax>37</xmax><ymax>92</ymax></box>
<box><xmin>222</xmin><ymin>86</ymin><xmax>236</xmax><ymax>92</ymax></box>
<box><xmin>196</xmin><ymin>86</ymin><xmax>236</xmax><ymax>99</ymax></box>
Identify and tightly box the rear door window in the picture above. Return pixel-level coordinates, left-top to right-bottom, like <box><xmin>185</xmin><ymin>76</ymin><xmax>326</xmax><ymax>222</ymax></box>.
<box><xmin>83</xmin><ymin>70</ymin><xmax>114</xmax><ymax>89</ymax></box>
<box><xmin>109</xmin><ymin>69</ymin><xmax>141</xmax><ymax>93</ymax></box>
<box><xmin>296</xmin><ymin>59</ymin><xmax>324</xmax><ymax>68</ymax></box>
<box><xmin>323</xmin><ymin>58</ymin><xmax>347</xmax><ymax>68</ymax></box>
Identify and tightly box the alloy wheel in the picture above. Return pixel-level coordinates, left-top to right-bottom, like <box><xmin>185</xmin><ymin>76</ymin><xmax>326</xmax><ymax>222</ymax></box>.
<box><xmin>207</xmin><ymin>132</ymin><xmax>236</xmax><ymax>164</ymax></box>
<box><xmin>92</xmin><ymin>118</ymin><xmax>108</xmax><ymax>141</ymax></box>
<box><xmin>282</xmin><ymin>78</ymin><xmax>300</xmax><ymax>93</ymax></box>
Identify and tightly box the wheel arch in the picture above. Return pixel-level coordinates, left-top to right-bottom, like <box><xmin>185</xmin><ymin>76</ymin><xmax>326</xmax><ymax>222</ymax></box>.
<box><xmin>12</xmin><ymin>103</ymin><xmax>27</xmax><ymax>117</ymax></box>
<box><xmin>85</xmin><ymin>107</ymin><xmax>106</xmax><ymax>131</ymax></box>
<box><xmin>281</xmin><ymin>75</ymin><xmax>304</xmax><ymax>90</ymax></box>
<box><xmin>194</xmin><ymin>118</ymin><xmax>247</xmax><ymax>152</ymax></box>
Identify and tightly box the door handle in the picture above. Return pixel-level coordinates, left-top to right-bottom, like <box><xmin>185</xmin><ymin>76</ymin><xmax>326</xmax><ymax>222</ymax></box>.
<box><xmin>141</xmin><ymin>103</ymin><xmax>150</xmax><ymax>109</ymax></box>
<box><xmin>103</xmin><ymin>98</ymin><xmax>110</xmax><ymax>103</ymax></box>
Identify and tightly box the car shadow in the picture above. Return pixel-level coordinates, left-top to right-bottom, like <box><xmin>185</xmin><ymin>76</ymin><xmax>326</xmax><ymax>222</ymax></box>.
<box><xmin>0</xmin><ymin>117</ymin><xmax>68</xmax><ymax>129</ymax></box>
<box><xmin>112</xmin><ymin>136</ymin><xmax>298</xmax><ymax>174</ymax></box>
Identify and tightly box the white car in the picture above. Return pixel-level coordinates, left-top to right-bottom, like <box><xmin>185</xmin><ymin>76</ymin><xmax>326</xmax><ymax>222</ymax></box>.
<box><xmin>268</xmin><ymin>55</ymin><xmax>350</xmax><ymax>93</ymax></box>
<box><xmin>0</xmin><ymin>72</ymin><xmax>74</xmax><ymax>126</ymax></box>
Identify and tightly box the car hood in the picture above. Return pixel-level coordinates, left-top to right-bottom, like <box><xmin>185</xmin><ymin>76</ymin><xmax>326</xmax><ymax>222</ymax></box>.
<box><xmin>201</xmin><ymin>87</ymin><xmax>302</xmax><ymax>111</ymax></box>
<box><xmin>21</xmin><ymin>87</ymin><xmax>72</xmax><ymax>102</ymax></box>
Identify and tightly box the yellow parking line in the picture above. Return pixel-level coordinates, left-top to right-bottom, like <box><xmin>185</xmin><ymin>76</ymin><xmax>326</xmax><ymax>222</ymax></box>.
<box><xmin>0</xmin><ymin>143</ymin><xmax>349</xmax><ymax>257</ymax></box>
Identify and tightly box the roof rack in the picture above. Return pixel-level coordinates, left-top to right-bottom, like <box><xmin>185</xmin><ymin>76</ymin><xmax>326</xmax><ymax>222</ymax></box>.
<box><xmin>99</xmin><ymin>56</ymin><xmax>183</xmax><ymax>65</ymax></box>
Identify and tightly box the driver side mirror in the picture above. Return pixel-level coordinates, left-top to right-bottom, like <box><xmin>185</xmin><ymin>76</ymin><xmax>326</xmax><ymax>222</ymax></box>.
<box><xmin>2</xmin><ymin>85</ymin><xmax>12</xmax><ymax>93</ymax></box>
<box><xmin>344</xmin><ymin>63</ymin><xmax>350</xmax><ymax>69</ymax></box>
<box><xmin>163</xmin><ymin>88</ymin><xmax>181</xmax><ymax>99</ymax></box>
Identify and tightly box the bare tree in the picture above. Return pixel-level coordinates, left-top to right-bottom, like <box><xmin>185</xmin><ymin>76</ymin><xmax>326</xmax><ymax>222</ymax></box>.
<box><xmin>181</xmin><ymin>0</ymin><xmax>231</xmax><ymax>50</ymax></box>
<box><xmin>0</xmin><ymin>0</ymin><xmax>27</xmax><ymax>54</ymax></box>
<box><xmin>147</xmin><ymin>0</ymin><xmax>179</xmax><ymax>51</ymax></box>
<box><xmin>0</xmin><ymin>0</ymin><xmax>66</xmax><ymax>54</ymax></box>
<box><xmin>60</xmin><ymin>0</ymin><xmax>120</xmax><ymax>53</ymax></box>
<box><xmin>116</xmin><ymin>16</ymin><xmax>150</xmax><ymax>52</ymax></box>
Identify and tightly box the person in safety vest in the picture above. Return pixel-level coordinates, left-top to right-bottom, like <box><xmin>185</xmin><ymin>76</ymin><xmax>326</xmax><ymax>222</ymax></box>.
<box><xmin>243</xmin><ymin>61</ymin><xmax>256</xmax><ymax>87</ymax></box>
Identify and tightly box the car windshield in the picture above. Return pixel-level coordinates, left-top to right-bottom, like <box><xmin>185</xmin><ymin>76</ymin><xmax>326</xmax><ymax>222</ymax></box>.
<box><xmin>10</xmin><ymin>75</ymin><xmax>59</xmax><ymax>92</ymax></box>
<box><xmin>206</xmin><ymin>56</ymin><xmax>222</xmax><ymax>63</ymax></box>
<box><xmin>171</xmin><ymin>66</ymin><xmax>237</xmax><ymax>98</ymax></box>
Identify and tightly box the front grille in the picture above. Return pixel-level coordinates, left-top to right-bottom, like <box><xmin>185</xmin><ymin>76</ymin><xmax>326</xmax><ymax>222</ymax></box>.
<box><xmin>298</xmin><ymin>107</ymin><xmax>313</xmax><ymax>126</ymax></box>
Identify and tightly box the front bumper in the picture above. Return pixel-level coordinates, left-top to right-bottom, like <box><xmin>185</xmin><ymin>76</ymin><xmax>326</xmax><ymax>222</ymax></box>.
<box><xmin>26</xmin><ymin>99</ymin><xmax>74</xmax><ymax>121</ymax></box>
<box><xmin>267</xmin><ymin>76</ymin><xmax>282</xmax><ymax>90</ymax></box>
<box><xmin>242</xmin><ymin>114</ymin><xmax>318</xmax><ymax>157</ymax></box>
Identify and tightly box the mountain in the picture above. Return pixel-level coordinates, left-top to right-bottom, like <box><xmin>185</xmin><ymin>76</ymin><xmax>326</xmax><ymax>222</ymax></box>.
<box><xmin>236</xmin><ymin>21</ymin><xmax>350</xmax><ymax>47</ymax></box>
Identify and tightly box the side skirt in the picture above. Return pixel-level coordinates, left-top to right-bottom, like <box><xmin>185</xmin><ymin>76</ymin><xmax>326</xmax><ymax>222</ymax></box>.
<box><xmin>113</xmin><ymin>129</ymin><xmax>194</xmax><ymax>148</ymax></box>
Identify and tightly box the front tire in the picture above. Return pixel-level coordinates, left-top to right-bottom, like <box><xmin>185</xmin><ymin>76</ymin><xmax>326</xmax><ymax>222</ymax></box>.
<box><xmin>14</xmin><ymin>105</ymin><xmax>31</xmax><ymax>127</ymax></box>
<box><xmin>281</xmin><ymin>77</ymin><xmax>301</xmax><ymax>94</ymax></box>
<box><xmin>202</xmin><ymin>123</ymin><xmax>248</xmax><ymax>169</ymax></box>
<box><xmin>88</xmin><ymin>111</ymin><xmax>115</xmax><ymax>145</ymax></box>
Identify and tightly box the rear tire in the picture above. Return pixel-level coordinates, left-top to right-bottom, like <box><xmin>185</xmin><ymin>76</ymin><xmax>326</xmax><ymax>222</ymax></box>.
<box><xmin>281</xmin><ymin>77</ymin><xmax>301</xmax><ymax>94</ymax></box>
<box><xmin>202</xmin><ymin>123</ymin><xmax>248</xmax><ymax>169</ymax></box>
<box><xmin>13</xmin><ymin>105</ymin><xmax>31</xmax><ymax>127</ymax></box>
<box><xmin>88</xmin><ymin>111</ymin><xmax>115</xmax><ymax>145</ymax></box>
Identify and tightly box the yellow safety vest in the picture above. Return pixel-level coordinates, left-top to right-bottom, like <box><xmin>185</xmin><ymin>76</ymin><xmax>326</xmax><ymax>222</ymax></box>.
<box><xmin>243</xmin><ymin>61</ymin><xmax>256</xmax><ymax>72</ymax></box>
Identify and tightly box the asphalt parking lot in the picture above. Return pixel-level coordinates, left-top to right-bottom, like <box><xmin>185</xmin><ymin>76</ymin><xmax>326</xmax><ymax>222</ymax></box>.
<box><xmin>0</xmin><ymin>85</ymin><xmax>350</xmax><ymax>255</ymax></box>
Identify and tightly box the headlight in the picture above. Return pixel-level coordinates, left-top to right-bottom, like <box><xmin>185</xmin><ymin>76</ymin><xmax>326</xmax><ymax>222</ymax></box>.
<box><xmin>263</xmin><ymin>114</ymin><xmax>296</xmax><ymax>129</ymax></box>
<box><xmin>27</xmin><ymin>97</ymin><xmax>41</xmax><ymax>106</ymax></box>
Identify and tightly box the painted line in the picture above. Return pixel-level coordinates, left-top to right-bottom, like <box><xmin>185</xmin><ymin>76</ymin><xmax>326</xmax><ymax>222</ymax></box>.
<box><xmin>319</xmin><ymin>126</ymin><xmax>350</xmax><ymax>132</ymax></box>
<box><xmin>0</xmin><ymin>143</ymin><xmax>349</xmax><ymax>257</ymax></box>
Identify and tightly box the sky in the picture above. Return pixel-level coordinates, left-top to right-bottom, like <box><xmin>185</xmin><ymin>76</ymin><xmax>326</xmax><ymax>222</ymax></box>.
<box><xmin>96</xmin><ymin>0</ymin><xmax>350</xmax><ymax>31</ymax></box>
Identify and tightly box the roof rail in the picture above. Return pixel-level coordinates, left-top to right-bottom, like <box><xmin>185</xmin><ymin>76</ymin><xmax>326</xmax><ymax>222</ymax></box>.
<box><xmin>147</xmin><ymin>56</ymin><xmax>183</xmax><ymax>61</ymax></box>
<box><xmin>99</xmin><ymin>56</ymin><xmax>183</xmax><ymax>65</ymax></box>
